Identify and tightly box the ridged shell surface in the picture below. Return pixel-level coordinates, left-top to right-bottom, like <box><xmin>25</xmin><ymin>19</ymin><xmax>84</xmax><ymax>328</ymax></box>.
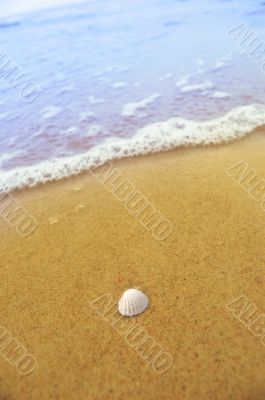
<box><xmin>118</xmin><ymin>288</ymin><xmax>149</xmax><ymax>316</ymax></box>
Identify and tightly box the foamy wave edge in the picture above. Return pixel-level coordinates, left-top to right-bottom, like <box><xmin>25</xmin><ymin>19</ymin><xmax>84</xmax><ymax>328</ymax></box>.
<box><xmin>1</xmin><ymin>104</ymin><xmax>265</xmax><ymax>192</ymax></box>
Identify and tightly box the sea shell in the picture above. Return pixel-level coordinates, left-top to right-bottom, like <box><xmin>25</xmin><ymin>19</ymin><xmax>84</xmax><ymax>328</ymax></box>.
<box><xmin>118</xmin><ymin>288</ymin><xmax>149</xmax><ymax>316</ymax></box>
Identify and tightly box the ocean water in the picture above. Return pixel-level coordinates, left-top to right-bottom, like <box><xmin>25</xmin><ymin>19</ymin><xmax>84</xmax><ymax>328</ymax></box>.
<box><xmin>0</xmin><ymin>0</ymin><xmax>265</xmax><ymax>190</ymax></box>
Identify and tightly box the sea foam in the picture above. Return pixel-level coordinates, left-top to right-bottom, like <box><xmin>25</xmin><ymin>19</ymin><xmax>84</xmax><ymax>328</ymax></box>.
<box><xmin>179</xmin><ymin>81</ymin><xmax>214</xmax><ymax>93</ymax></box>
<box><xmin>1</xmin><ymin>104</ymin><xmax>265</xmax><ymax>192</ymax></box>
<box><xmin>122</xmin><ymin>94</ymin><xmax>161</xmax><ymax>117</ymax></box>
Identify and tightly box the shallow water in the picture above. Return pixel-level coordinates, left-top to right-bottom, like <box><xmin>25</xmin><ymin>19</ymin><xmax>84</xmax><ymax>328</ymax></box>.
<box><xmin>0</xmin><ymin>0</ymin><xmax>265</xmax><ymax>189</ymax></box>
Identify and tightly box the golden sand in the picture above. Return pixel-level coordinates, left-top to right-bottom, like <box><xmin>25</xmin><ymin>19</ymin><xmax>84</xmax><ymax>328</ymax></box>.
<box><xmin>1</xmin><ymin>130</ymin><xmax>265</xmax><ymax>399</ymax></box>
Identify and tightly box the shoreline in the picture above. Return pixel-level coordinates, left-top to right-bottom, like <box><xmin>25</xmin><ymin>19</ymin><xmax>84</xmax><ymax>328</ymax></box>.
<box><xmin>1</xmin><ymin>124</ymin><xmax>263</xmax><ymax>197</ymax></box>
<box><xmin>1</xmin><ymin>130</ymin><xmax>265</xmax><ymax>399</ymax></box>
<box><xmin>2</xmin><ymin>104</ymin><xmax>265</xmax><ymax>193</ymax></box>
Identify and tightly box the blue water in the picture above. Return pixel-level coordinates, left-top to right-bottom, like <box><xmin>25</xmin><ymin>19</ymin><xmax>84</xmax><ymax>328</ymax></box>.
<box><xmin>0</xmin><ymin>0</ymin><xmax>265</xmax><ymax>186</ymax></box>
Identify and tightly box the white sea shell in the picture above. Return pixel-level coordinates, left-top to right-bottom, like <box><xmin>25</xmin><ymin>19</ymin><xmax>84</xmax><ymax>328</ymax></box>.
<box><xmin>118</xmin><ymin>289</ymin><xmax>149</xmax><ymax>316</ymax></box>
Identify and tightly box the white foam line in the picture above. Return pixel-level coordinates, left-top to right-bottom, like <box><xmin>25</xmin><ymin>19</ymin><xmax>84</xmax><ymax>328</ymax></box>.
<box><xmin>109</xmin><ymin>81</ymin><xmax>128</xmax><ymax>89</ymax></box>
<box><xmin>122</xmin><ymin>94</ymin><xmax>161</xmax><ymax>117</ymax></box>
<box><xmin>40</xmin><ymin>106</ymin><xmax>62</xmax><ymax>119</ymax></box>
<box><xmin>1</xmin><ymin>104</ymin><xmax>265</xmax><ymax>192</ymax></box>
<box><xmin>211</xmin><ymin>60</ymin><xmax>229</xmax><ymax>71</ymax></box>
<box><xmin>211</xmin><ymin>91</ymin><xmax>231</xmax><ymax>99</ymax></box>
<box><xmin>176</xmin><ymin>68</ymin><xmax>205</xmax><ymax>88</ymax></box>
<box><xmin>179</xmin><ymin>81</ymin><xmax>214</xmax><ymax>93</ymax></box>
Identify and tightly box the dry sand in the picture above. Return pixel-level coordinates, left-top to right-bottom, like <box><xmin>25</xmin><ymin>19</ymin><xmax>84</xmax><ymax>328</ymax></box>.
<box><xmin>1</xmin><ymin>130</ymin><xmax>265</xmax><ymax>399</ymax></box>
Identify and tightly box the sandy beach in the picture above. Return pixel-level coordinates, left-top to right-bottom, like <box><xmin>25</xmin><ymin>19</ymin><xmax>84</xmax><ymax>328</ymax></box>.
<box><xmin>1</xmin><ymin>130</ymin><xmax>265</xmax><ymax>400</ymax></box>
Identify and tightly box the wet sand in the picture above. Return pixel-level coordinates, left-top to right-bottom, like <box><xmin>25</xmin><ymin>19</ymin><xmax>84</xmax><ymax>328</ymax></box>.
<box><xmin>1</xmin><ymin>130</ymin><xmax>265</xmax><ymax>399</ymax></box>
